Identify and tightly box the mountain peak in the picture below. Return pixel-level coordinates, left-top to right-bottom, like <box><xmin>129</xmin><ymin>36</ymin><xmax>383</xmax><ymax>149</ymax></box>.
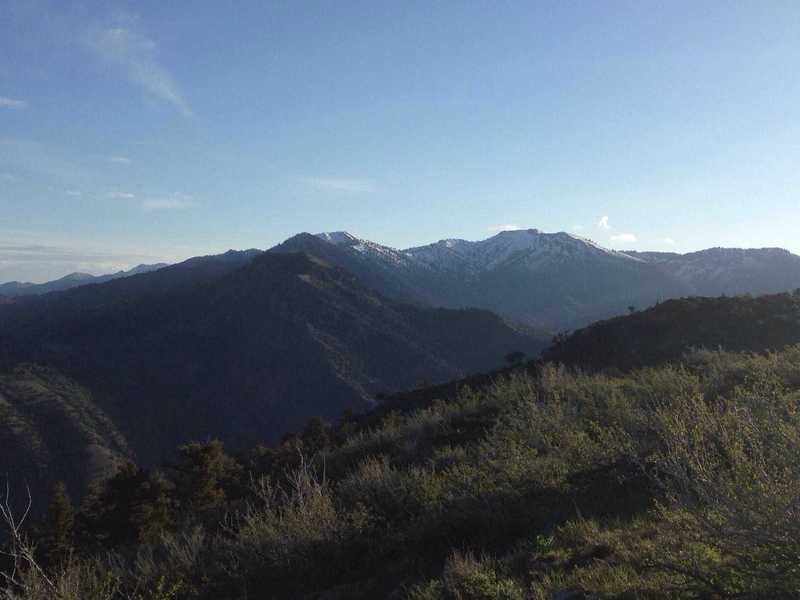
<box><xmin>493</xmin><ymin>228</ymin><xmax>541</xmax><ymax>236</ymax></box>
<box><xmin>316</xmin><ymin>231</ymin><xmax>359</xmax><ymax>246</ymax></box>
<box><xmin>60</xmin><ymin>272</ymin><xmax>95</xmax><ymax>282</ymax></box>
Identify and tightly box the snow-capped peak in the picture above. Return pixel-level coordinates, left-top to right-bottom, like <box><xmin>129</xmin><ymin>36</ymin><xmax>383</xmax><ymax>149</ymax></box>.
<box><xmin>316</xmin><ymin>231</ymin><xmax>360</xmax><ymax>246</ymax></box>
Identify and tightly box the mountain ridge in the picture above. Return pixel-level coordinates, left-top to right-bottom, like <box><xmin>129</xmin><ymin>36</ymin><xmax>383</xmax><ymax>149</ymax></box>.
<box><xmin>289</xmin><ymin>228</ymin><xmax>800</xmax><ymax>328</ymax></box>
<box><xmin>0</xmin><ymin>262</ymin><xmax>170</xmax><ymax>297</ymax></box>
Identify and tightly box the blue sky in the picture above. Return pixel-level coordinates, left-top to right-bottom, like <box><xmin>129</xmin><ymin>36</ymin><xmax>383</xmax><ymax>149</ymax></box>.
<box><xmin>2</xmin><ymin>1</ymin><xmax>800</xmax><ymax>281</ymax></box>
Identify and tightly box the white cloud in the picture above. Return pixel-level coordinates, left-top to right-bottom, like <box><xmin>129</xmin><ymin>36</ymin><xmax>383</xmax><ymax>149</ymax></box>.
<box><xmin>85</xmin><ymin>21</ymin><xmax>192</xmax><ymax>116</ymax></box>
<box><xmin>662</xmin><ymin>237</ymin><xmax>676</xmax><ymax>246</ymax></box>
<box><xmin>107</xmin><ymin>191</ymin><xmax>135</xmax><ymax>199</ymax></box>
<box><xmin>488</xmin><ymin>224</ymin><xmax>522</xmax><ymax>232</ymax></box>
<box><xmin>597</xmin><ymin>216</ymin><xmax>611</xmax><ymax>230</ymax></box>
<box><xmin>0</xmin><ymin>96</ymin><xmax>27</xmax><ymax>109</ymax></box>
<box><xmin>142</xmin><ymin>193</ymin><xmax>195</xmax><ymax>211</ymax></box>
<box><xmin>610</xmin><ymin>233</ymin><xmax>637</xmax><ymax>244</ymax></box>
<box><xmin>571</xmin><ymin>224</ymin><xmax>585</xmax><ymax>232</ymax></box>
<box><xmin>109</xmin><ymin>156</ymin><xmax>131</xmax><ymax>164</ymax></box>
<box><xmin>301</xmin><ymin>177</ymin><xmax>377</xmax><ymax>194</ymax></box>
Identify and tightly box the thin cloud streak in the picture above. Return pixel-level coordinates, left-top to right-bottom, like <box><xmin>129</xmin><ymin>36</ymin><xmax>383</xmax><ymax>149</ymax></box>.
<box><xmin>107</xmin><ymin>191</ymin><xmax>135</xmax><ymax>199</ymax></box>
<box><xmin>142</xmin><ymin>194</ymin><xmax>195</xmax><ymax>211</ymax></box>
<box><xmin>301</xmin><ymin>177</ymin><xmax>377</xmax><ymax>194</ymax></box>
<box><xmin>0</xmin><ymin>96</ymin><xmax>27</xmax><ymax>109</ymax></box>
<box><xmin>85</xmin><ymin>21</ymin><xmax>192</xmax><ymax>116</ymax></box>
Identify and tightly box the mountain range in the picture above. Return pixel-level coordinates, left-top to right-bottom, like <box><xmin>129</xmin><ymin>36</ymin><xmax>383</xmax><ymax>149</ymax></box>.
<box><xmin>7</xmin><ymin>229</ymin><xmax>800</xmax><ymax>330</ymax></box>
<box><xmin>275</xmin><ymin>229</ymin><xmax>800</xmax><ymax>329</ymax></box>
<box><xmin>0</xmin><ymin>263</ymin><xmax>168</xmax><ymax>297</ymax></box>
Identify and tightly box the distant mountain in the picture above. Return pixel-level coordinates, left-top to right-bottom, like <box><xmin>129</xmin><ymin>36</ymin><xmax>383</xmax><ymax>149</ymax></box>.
<box><xmin>628</xmin><ymin>247</ymin><xmax>800</xmax><ymax>297</ymax></box>
<box><xmin>0</xmin><ymin>262</ymin><xmax>169</xmax><ymax>297</ymax></box>
<box><xmin>0</xmin><ymin>249</ymin><xmax>261</xmax><ymax>327</ymax></box>
<box><xmin>0</xmin><ymin>250</ymin><xmax>547</xmax><ymax>465</ymax></box>
<box><xmin>543</xmin><ymin>292</ymin><xmax>800</xmax><ymax>371</ymax></box>
<box><xmin>271</xmin><ymin>229</ymin><xmax>800</xmax><ymax>329</ymax></box>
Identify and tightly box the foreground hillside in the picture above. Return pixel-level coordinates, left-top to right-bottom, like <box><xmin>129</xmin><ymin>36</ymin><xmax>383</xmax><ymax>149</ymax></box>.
<box><xmin>4</xmin><ymin>345</ymin><xmax>798</xmax><ymax>598</ymax></box>
<box><xmin>0</xmin><ymin>251</ymin><xmax>546</xmax><ymax>465</ymax></box>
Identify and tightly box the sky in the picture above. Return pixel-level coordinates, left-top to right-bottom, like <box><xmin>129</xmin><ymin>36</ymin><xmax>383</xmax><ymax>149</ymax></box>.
<box><xmin>2</xmin><ymin>1</ymin><xmax>800</xmax><ymax>282</ymax></box>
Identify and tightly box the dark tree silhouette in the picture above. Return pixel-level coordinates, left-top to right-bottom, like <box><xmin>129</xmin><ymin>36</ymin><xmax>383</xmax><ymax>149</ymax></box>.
<box><xmin>41</xmin><ymin>482</ymin><xmax>74</xmax><ymax>567</ymax></box>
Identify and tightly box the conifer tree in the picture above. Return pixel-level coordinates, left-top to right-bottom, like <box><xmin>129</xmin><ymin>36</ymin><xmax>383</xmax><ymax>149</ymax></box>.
<box><xmin>173</xmin><ymin>440</ymin><xmax>242</xmax><ymax>513</ymax></box>
<box><xmin>42</xmin><ymin>481</ymin><xmax>74</xmax><ymax>567</ymax></box>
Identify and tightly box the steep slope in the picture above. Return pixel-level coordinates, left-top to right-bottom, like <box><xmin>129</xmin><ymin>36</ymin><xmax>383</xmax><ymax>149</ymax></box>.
<box><xmin>0</xmin><ymin>252</ymin><xmax>546</xmax><ymax>465</ymax></box>
<box><xmin>0</xmin><ymin>263</ymin><xmax>169</xmax><ymax>297</ymax></box>
<box><xmin>0</xmin><ymin>365</ymin><xmax>130</xmax><ymax>505</ymax></box>
<box><xmin>270</xmin><ymin>232</ymin><xmax>439</xmax><ymax>305</ymax></box>
<box><xmin>543</xmin><ymin>292</ymin><xmax>800</xmax><ymax>371</ymax></box>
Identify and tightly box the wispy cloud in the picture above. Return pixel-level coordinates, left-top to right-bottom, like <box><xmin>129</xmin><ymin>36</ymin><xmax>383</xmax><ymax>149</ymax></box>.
<box><xmin>597</xmin><ymin>216</ymin><xmax>611</xmax><ymax>230</ymax></box>
<box><xmin>0</xmin><ymin>96</ymin><xmax>27</xmax><ymax>109</ymax></box>
<box><xmin>65</xmin><ymin>189</ymin><xmax>82</xmax><ymax>197</ymax></box>
<box><xmin>610</xmin><ymin>233</ymin><xmax>637</xmax><ymax>244</ymax></box>
<box><xmin>571</xmin><ymin>224</ymin><xmax>585</xmax><ymax>232</ymax></box>
<box><xmin>108</xmin><ymin>156</ymin><xmax>131</xmax><ymax>164</ymax></box>
<box><xmin>301</xmin><ymin>176</ymin><xmax>377</xmax><ymax>194</ymax></box>
<box><xmin>106</xmin><ymin>191</ymin><xmax>135</xmax><ymax>199</ymax></box>
<box><xmin>0</xmin><ymin>172</ymin><xmax>17</xmax><ymax>182</ymax></box>
<box><xmin>662</xmin><ymin>237</ymin><xmax>676</xmax><ymax>246</ymax></box>
<box><xmin>487</xmin><ymin>224</ymin><xmax>521</xmax><ymax>232</ymax></box>
<box><xmin>142</xmin><ymin>193</ymin><xmax>195</xmax><ymax>211</ymax></box>
<box><xmin>85</xmin><ymin>20</ymin><xmax>192</xmax><ymax>117</ymax></box>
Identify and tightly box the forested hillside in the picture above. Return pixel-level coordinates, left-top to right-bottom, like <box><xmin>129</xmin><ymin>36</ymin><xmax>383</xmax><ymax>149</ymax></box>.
<box><xmin>544</xmin><ymin>292</ymin><xmax>800</xmax><ymax>371</ymax></box>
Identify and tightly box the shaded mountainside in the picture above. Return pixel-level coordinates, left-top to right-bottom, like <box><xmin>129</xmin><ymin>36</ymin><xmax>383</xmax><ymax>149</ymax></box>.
<box><xmin>544</xmin><ymin>292</ymin><xmax>800</xmax><ymax>371</ymax></box>
<box><xmin>0</xmin><ymin>365</ymin><xmax>130</xmax><ymax>506</ymax></box>
<box><xmin>0</xmin><ymin>251</ymin><xmax>547</xmax><ymax>466</ymax></box>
